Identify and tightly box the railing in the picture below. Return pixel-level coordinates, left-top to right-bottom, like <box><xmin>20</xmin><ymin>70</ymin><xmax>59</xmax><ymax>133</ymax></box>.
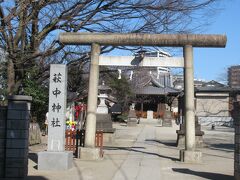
<box><xmin>65</xmin><ymin>129</ymin><xmax>103</xmax><ymax>157</ymax></box>
<box><xmin>65</xmin><ymin>130</ymin><xmax>77</xmax><ymax>152</ymax></box>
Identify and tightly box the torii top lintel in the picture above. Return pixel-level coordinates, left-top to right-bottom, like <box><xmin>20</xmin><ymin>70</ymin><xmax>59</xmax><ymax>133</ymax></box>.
<box><xmin>59</xmin><ymin>33</ymin><xmax>227</xmax><ymax>48</ymax></box>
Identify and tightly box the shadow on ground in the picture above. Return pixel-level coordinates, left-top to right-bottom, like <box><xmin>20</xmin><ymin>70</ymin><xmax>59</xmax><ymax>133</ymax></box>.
<box><xmin>104</xmin><ymin>146</ymin><xmax>179</xmax><ymax>161</ymax></box>
<box><xmin>172</xmin><ymin>168</ymin><xmax>233</xmax><ymax>180</ymax></box>
<box><xmin>29</xmin><ymin>152</ymin><xmax>38</xmax><ymax>169</ymax></box>
<box><xmin>145</xmin><ymin>139</ymin><xmax>176</xmax><ymax>147</ymax></box>
<box><xmin>29</xmin><ymin>153</ymin><xmax>38</xmax><ymax>163</ymax></box>
<box><xmin>26</xmin><ymin>176</ymin><xmax>49</xmax><ymax>180</ymax></box>
<box><xmin>208</xmin><ymin>143</ymin><xmax>234</xmax><ymax>152</ymax></box>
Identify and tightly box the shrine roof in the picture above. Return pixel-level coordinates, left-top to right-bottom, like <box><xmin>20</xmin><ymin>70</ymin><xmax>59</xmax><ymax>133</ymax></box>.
<box><xmin>195</xmin><ymin>80</ymin><xmax>232</xmax><ymax>92</ymax></box>
<box><xmin>135</xmin><ymin>75</ymin><xmax>180</xmax><ymax>95</ymax></box>
<box><xmin>195</xmin><ymin>86</ymin><xmax>232</xmax><ymax>92</ymax></box>
<box><xmin>135</xmin><ymin>85</ymin><xmax>179</xmax><ymax>95</ymax></box>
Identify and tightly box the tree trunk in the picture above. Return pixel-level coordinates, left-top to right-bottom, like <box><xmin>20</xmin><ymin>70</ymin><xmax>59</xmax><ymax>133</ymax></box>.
<box><xmin>7</xmin><ymin>58</ymin><xmax>15</xmax><ymax>95</ymax></box>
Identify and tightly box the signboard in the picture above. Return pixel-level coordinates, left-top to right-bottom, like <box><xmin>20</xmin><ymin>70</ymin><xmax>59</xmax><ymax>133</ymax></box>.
<box><xmin>47</xmin><ymin>64</ymin><xmax>67</xmax><ymax>151</ymax></box>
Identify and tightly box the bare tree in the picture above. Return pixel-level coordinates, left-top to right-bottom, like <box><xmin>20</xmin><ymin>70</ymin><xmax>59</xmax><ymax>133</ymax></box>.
<box><xmin>0</xmin><ymin>0</ymin><xmax>221</xmax><ymax>94</ymax></box>
<box><xmin>217</xmin><ymin>67</ymin><xmax>229</xmax><ymax>85</ymax></box>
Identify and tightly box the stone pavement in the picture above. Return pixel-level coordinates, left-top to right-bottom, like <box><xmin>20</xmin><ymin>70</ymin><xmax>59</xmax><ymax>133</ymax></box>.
<box><xmin>27</xmin><ymin>119</ymin><xmax>234</xmax><ymax>180</ymax></box>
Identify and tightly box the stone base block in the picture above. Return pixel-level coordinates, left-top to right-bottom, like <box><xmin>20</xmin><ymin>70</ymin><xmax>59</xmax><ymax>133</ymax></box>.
<box><xmin>38</xmin><ymin>151</ymin><xmax>73</xmax><ymax>170</ymax></box>
<box><xmin>162</xmin><ymin>119</ymin><xmax>172</xmax><ymax>127</ymax></box>
<box><xmin>180</xmin><ymin>149</ymin><xmax>202</xmax><ymax>163</ymax></box>
<box><xmin>103</xmin><ymin>133</ymin><xmax>115</xmax><ymax>144</ymax></box>
<box><xmin>127</xmin><ymin>119</ymin><xmax>137</xmax><ymax>127</ymax></box>
<box><xmin>157</xmin><ymin>119</ymin><xmax>163</xmax><ymax>126</ymax></box>
<box><xmin>177</xmin><ymin>135</ymin><xmax>204</xmax><ymax>148</ymax></box>
<box><xmin>78</xmin><ymin>147</ymin><xmax>102</xmax><ymax>160</ymax></box>
<box><xmin>96</xmin><ymin>114</ymin><xmax>113</xmax><ymax>131</ymax></box>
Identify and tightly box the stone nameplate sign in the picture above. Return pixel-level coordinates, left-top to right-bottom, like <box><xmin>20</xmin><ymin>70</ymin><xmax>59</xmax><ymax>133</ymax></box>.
<box><xmin>48</xmin><ymin>64</ymin><xmax>67</xmax><ymax>151</ymax></box>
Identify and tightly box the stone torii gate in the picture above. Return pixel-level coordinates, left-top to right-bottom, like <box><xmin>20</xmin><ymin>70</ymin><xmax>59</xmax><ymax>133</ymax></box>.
<box><xmin>59</xmin><ymin>33</ymin><xmax>227</xmax><ymax>162</ymax></box>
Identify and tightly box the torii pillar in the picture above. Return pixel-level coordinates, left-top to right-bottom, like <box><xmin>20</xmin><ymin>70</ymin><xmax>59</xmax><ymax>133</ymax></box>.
<box><xmin>59</xmin><ymin>33</ymin><xmax>227</xmax><ymax>162</ymax></box>
<box><xmin>180</xmin><ymin>45</ymin><xmax>200</xmax><ymax>162</ymax></box>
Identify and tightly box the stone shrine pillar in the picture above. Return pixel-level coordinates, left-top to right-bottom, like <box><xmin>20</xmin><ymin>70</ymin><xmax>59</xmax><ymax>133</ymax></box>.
<box><xmin>180</xmin><ymin>45</ymin><xmax>202</xmax><ymax>163</ymax></box>
<box><xmin>38</xmin><ymin>64</ymin><xmax>73</xmax><ymax>170</ymax></box>
<box><xmin>5</xmin><ymin>95</ymin><xmax>32</xmax><ymax>179</ymax></box>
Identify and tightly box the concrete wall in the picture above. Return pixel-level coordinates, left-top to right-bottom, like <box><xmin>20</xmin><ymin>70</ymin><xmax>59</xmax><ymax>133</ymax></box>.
<box><xmin>198</xmin><ymin>117</ymin><xmax>233</xmax><ymax>127</ymax></box>
<box><xmin>196</xmin><ymin>94</ymin><xmax>229</xmax><ymax>117</ymax></box>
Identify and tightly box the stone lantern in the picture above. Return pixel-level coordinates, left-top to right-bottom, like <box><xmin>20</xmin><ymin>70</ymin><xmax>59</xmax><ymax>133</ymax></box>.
<box><xmin>96</xmin><ymin>81</ymin><xmax>115</xmax><ymax>143</ymax></box>
<box><xmin>127</xmin><ymin>103</ymin><xmax>138</xmax><ymax>126</ymax></box>
<box><xmin>97</xmin><ymin>81</ymin><xmax>111</xmax><ymax>114</ymax></box>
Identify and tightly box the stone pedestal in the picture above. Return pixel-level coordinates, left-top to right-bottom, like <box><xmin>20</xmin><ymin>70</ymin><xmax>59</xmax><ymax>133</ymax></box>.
<box><xmin>176</xmin><ymin>116</ymin><xmax>204</xmax><ymax>148</ymax></box>
<box><xmin>103</xmin><ymin>132</ymin><xmax>116</xmax><ymax>144</ymax></box>
<box><xmin>162</xmin><ymin>110</ymin><xmax>172</xmax><ymax>127</ymax></box>
<box><xmin>177</xmin><ymin>135</ymin><xmax>204</xmax><ymax>148</ymax></box>
<box><xmin>127</xmin><ymin>110</ymin><xmax>137</xmax><ymax>127</ymax></box>
<box><xmin>96</xmin><ymin>114</ymin><xmax>114</xmax><ymax>132</ymax></box>
<box><xmin>180</xmin><ymin>149</ymin><xmax>202</xmax><ymax>163</ymax></box>
<box><xmin>78</xmin><ymin>147</ymin><xmax>102</xmax><ymax>160</ymax></box>
<box><xmin>96</xmin><ymin>114</ymin><xmax>115</xmax><ymax>144</ymax></box>
<box><xmin>38</xmin><ymin>151</ymin><xmax>73</xmax><ymax>170</ymax></box>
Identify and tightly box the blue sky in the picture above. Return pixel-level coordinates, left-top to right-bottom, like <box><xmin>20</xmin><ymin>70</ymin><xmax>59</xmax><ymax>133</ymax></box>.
<box><xmin>194</xmin><ymin>0</ymin><xmax>240</xmax><ymax>82</ymax></box>
<box><xmin>107</xmin><ymin>1</ymin><xmax>240</xmax><ymax>83</ymax></box>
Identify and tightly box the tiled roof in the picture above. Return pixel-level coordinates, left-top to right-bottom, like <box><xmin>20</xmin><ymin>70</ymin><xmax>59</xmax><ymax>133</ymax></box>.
<box><xmin>195</xmin><ymin>80</ymin><xmax>231</xmax><ymax>92</ymax></box>
<box><xmin>135</xmin><ymin>75</ymin><xmax>179</xmax><ymax>95</ymax></box>
<box><xmin>136</xmin><ymin>85</ymin><xmax>179</xmax><ymax>95</ymax></box>
<box><xmin>195</xmin><ymin>86</ymin><xmax>232</xmax><ymax>92</ymax></box>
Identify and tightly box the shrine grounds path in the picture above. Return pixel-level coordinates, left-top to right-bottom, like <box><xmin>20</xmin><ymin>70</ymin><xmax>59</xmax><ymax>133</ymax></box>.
<box><xmin>27</xmin><ymin>119</ymin><xmax>234</xmax><ymax>180</ymax></box>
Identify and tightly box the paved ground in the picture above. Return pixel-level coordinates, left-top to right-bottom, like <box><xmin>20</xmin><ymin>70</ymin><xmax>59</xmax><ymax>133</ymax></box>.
<box><xmin>27</xmin><ymin>119</ymin><xmax>234</xmax><ymax>180</ymax></box>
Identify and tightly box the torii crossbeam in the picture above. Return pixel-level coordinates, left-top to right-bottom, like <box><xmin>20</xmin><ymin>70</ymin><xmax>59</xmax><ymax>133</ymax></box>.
<box><xmin>99</xmin><ymin>56</ymin><xmax>184</xmax><ymax>67</ymax></box>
